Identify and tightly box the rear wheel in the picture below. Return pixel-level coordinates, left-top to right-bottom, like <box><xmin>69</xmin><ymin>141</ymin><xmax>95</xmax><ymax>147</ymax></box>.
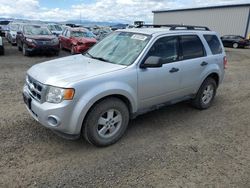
<box><xmin>191</xmin><ymin>78</ymin><xmax>217</xmax><ymax>110</ymax></box>
<box><xmin>232</xmin><ymin>42</ymin><xmax>238</xmax><ymax>49</ymax></box>
<box><xmin>83</xmin><ymin>97</ymin><xmax>129</xmax><ymax>147</ymax></box>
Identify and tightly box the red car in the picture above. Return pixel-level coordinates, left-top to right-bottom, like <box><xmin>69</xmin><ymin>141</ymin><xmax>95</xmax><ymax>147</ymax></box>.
<box><xmin>59</xmin><ymin>27</ymin><xmax>97</xmax><ymax>54</ymax></box>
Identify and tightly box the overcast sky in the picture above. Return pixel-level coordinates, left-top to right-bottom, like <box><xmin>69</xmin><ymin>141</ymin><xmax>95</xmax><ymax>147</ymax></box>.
<box><xmin>0</xmin><ymin>0</ymin><xmax>249</xmax><ymax>23</ymax></box>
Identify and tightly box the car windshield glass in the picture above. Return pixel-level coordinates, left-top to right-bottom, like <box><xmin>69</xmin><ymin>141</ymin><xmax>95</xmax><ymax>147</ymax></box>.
<box><xmin>10</xmin><ymin>24</ymin><xmax>19</xmax><ymax>31</ymax></box>
<box><xmin>72</xmin><ymin>31</ymin><xmax>95</xmax><ymax>38</ymax></box>
<box><xmin>24</xmin><ymin>25</ymin><xmax>52</xmax><ymax>35</ymax></box>
<box><xmin>86</xmin><ymin>32</ymin><xmax>151</xmax><ymax>66</ymax></box>
<box><xmin>54</xmin><ymin>25</ymin><xmax>62</xmax><ymax>31</ymax></box>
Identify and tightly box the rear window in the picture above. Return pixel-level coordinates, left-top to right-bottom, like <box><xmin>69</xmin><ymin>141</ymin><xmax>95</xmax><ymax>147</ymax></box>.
<box><xmin>204</xmin><ymin>35</ymin><xmax>222</xmax><ymax>55</ymax></box>
<box><xmin>180</xmin><ymin>35</ymin><xmax>205</xmax><ymax>60</ymax></box>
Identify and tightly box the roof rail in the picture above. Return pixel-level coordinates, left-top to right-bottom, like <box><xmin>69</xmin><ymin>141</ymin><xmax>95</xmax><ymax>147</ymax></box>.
<box><xmin>136</xmin><ymin>24</ymin><xmax>210</xmax><ymax>31</ymax></box>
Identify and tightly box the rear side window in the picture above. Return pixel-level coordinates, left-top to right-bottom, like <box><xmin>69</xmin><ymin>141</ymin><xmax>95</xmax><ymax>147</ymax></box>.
<box><xmin>180</xmin><ymin>35</ymin><xmax>205</xmax><ymax>60</ymax></box>
<box><xmin>204</xmin><ymin>35</ymin><xmax>222</xmax><ymax>55</ymax></box>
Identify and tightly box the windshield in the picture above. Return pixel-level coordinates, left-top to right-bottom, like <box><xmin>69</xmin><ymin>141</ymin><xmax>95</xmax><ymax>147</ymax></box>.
<box><xmin>71</xmin><ymin>31</ymin><xmax>95</xmax><ymax>38</ymax></box>
<box><xmin>48</xmin><ymin>24</ymin><xmax>62</xmax><ymax>31</ymax></box>
<box><xmin>86</xmin><ymin>32</ymin><xmax>151</xmax><ymax>66</ymax></box>
<box><xmin>10</xmin><ymin>24</ymin><xmax>19</xmax><ymax>31</ymax></box>
<box><xmin>24</xmin><ymin>25</ymin><xmax>52</xmax><ymax>35</ymax></box>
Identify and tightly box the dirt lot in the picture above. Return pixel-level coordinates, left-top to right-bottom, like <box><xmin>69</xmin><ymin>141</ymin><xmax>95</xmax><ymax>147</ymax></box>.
<box><xmin>0</xmin><ymin>38</ymin><xmax>250</xmax><ymax>188</ymax></box>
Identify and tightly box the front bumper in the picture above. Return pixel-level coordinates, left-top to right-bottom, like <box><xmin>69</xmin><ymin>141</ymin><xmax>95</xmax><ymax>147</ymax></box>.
<box><xmin>74</xmin><ymin>45</ymin><xmax>91</xmax><ymax>54</ymax></box>
<box><xmin>26</xmin><ymin>44</ymin><xmax>60</xmax><ymax>54</ymax></box>
<box><xmin>23</xmin><ymin>85</ymin><xmax>80</xmax><ymax>138</ymax></box>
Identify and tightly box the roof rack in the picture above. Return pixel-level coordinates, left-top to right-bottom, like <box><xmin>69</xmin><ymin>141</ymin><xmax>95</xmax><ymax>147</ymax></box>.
<box><xmin>135</xmin><ymin>24</ymin><xmax>210</xmax><ymax>31</ymax></box>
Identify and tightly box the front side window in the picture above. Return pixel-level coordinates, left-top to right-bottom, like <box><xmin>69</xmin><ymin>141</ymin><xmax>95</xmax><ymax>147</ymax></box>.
<box><xmin>180</xmin><ymin>35</ymin><xmax>205</xmax><ymax>60</ymax></box>
<box><xmin>204</xmin><ymin>35</ymin><xmax>222</xmax><ymax>55</ymax></box>
<box><xmin>146</xmin><ymin>36</ymin><xmax>179</xmax><ymax>63</ymax></box>
<box><xmin>86</xmin><ymin>32</ymin><xmax>151</xmax><ymax>66</ymax></box>
<box><xmin>66</xmin><ymin>30</ymin><xmax>70</xmax><ymax>37</ymax></box>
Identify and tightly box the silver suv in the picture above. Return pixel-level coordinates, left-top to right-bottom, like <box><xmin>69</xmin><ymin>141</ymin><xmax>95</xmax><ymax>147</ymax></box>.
<box><xmin>23</xmin><ymin>25</ymin><xmax>227</xmax><ymax>146</ymax></box>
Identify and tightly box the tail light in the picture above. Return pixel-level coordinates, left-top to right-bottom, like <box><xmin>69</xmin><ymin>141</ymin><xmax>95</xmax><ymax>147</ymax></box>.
<box><xmin>223</xmin><ymin>56</ymin><xmax>228</xmax><ymax>69</ymax></box>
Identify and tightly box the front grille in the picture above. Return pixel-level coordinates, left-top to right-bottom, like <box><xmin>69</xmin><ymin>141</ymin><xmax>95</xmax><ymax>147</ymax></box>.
<box><xmin>26</xmin><ymin>75</ymin><xmax>46</xmax><ymax>103</ymax></box>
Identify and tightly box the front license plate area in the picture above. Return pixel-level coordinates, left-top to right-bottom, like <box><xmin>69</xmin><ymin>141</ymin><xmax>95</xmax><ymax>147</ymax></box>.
<box><xmin>23</xmin><ymin>92</ymin><xmax>32</xmax><ymax>110</ymax></box>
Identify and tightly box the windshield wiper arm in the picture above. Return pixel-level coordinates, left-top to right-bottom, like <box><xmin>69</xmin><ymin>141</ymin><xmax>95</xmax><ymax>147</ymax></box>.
<box><xmin>85</xmin><ymin>52</ymin><xmax>110</xmax><ymax>63</ymax></box>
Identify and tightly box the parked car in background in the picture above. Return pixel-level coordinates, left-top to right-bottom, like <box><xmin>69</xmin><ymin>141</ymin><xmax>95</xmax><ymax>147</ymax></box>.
<box><xmin>95</xmin><ymin>27</ymin><xmax>112</xmax><ymax>41</ymax></box>
<box><xmin>6</xmin><ymin>23</ymin><xmax>20</xmax><ymax>45</ymax></box>
<box><xmin>16</xmin><ymin>24</ymin><xmax>60</xmax><ymax>56</ymax></box>
<box><xmin>59</xmin><ymin>27</ymin><xmax>97</xmax><ymax>54</ymax></box>
<box><xmin>47</xmin><ymin>23</ymin><xmax>63</xmax><ymax>36</ymax></box>
<box><xmin>0</xmin><ymin>20</ymin><xmax>11</xmax><ymax>37</ymax></box>
<box><xmin>0</xmin><ymin>36</ymin><xmax>4</xmax><ymax>55</ymax></box>
<box><xmin>221</xmin><ymin>35</ymin><xmax>249</xmax><ymax>48</ymax></box>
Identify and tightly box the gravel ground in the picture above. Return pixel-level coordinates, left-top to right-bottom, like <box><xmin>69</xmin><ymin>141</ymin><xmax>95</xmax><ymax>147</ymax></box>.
<box><xmin>0</xmin><ymin>38</ymin><xmax>250</xmax><ymax>188</ymax></box>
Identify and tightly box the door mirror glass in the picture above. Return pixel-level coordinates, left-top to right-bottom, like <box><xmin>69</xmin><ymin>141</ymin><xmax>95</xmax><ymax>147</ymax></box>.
<box><xmin>140</xmin><ymin>56</ymin><xmax>163</xmax><ymax>68</ymax></box>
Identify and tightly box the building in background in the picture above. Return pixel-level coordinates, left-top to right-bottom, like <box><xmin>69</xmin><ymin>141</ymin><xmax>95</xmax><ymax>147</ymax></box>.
<box><xmin>153</xmin><ymin>4</ymin><xmax>250</xmax><ymax>38</ymax></box>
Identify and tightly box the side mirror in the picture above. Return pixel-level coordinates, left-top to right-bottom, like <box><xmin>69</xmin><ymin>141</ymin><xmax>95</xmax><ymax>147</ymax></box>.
<box><xmin>17</xmin><ymin>31</ymin><xmax>21</xmax><ymax>35</ymax></box>
<box><xmin>140</xmin><ymin>56</ymin><xmax>163</xmax><ymax>68</ymax></box>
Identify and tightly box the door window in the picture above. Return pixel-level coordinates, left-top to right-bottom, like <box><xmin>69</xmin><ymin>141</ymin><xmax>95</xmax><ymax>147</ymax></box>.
<box><xmin>66</xmin><ymin>30</ymin><xmax>71</xmax><ymax>37</ymax></box>
<box><xmin>180</xmin><ymin>35</ymin><xmax>205</xmax><ymax>60</ymax></box>
<box><xmin>147</xmin><ymin>36</ymin><xmax>179</xmax><ymax>64</ymax></box>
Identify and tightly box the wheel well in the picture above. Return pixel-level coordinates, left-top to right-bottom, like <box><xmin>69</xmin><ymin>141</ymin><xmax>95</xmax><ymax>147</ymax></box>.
<box><xmin>81</xmin><ymin>94</ymin><xmax>133</xmax><ymax>133</ymax></box>
<box><xmin>207</xmin><ymin>73</ymin><xmax>219</xmax><ymax>87</ymax></box>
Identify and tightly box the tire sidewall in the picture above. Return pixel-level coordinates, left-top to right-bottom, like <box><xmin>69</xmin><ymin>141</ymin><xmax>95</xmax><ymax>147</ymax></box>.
<box><xmin>84</xmin><ymin>98</ymin><xmax>129</xmax><ymax>146</ymax></box>
<box><xmin>197</xmin><ymin>78</ymin><xmax>217</xmax><ymax>109</ymax></box>
<box><xmin>233</xmin><ymin>43</ymin><xmax>238</xmax><ymax>49</ymax></box>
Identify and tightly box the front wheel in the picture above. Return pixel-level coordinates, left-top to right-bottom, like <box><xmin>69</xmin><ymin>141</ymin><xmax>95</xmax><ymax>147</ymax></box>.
<box><xmin>191</xmin><ymin>78</ymin><xmax>217</xmax><ymax>110</ymax></box>
<box><xmin>83</xmin><ymin>97</ymin><xmax>129</xmax><ymax>147</ymax></box>
<box><xmin>22</xmin><ymin>44</ymin><xmax>29</xmax><ymax>56</ymax></box>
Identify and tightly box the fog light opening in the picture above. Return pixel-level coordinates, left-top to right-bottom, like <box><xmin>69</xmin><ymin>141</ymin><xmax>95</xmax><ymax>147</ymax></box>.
<box><xmin>48</xmin><ymin>116</ymin><xmax>60</xmax><ymax>127</ymax></box>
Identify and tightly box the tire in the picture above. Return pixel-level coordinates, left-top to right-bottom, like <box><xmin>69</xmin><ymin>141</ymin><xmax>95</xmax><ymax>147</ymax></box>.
<box><xmin>59</xmin><ymin>42</ymin><xmax>63</xmax><ymax>50</ymax></box>
<box><xmin>22</xmin><ymin>43</ymin><xmax>29</xmax><ymax>56</ymax></box>
<box><xmin>54</xmin><ymin>50</ymin><xmax>60</xmax><ymax>56</ymax></box>
<box><xmin>17</xmin><ymin>41</ymin><xmax>22</xmax><ymax>51</ymax></box>
<box><xmin>0</xmin><ymin>48</ymin><xmax>4</xmax><ymax>55</ymax></box>
<box><xmin>71</xmin><ymin>45</ymin><xmax>75</xmax><ymax>55</ymax></box>
<box><xmin>83</xmin><ymin>97</ymin><xmax>129</xmax><ymax>147</ymax></box>
<box><xmin>232</xmin><ymin>43</ymin><xmax>238</xmax><ymax>49</ymax></box>
<box><xmin>191</xmin><ymin>78</ymin><xmax>217</xmax><ymax>110</ymax></box>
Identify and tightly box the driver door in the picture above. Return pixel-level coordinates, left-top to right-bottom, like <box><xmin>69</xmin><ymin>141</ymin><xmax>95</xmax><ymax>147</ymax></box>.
<box><xmin>137</xmin><ymin>36</ymin><xmax>182</xmax><ymax>109</ymax></box>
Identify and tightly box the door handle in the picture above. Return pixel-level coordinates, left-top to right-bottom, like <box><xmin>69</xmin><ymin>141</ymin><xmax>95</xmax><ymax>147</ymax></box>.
<box><xmin>201</xmin><ymin>61</ymin><xmax>208</xmax><ymax>66</ymax></box>
<box><xmin>169</xmin><ymin>67</ymin><xmax>179</xmax><ymax>73</ymax></box>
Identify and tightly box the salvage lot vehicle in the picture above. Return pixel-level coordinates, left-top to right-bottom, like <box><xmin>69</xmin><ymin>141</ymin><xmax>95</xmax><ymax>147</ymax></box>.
<box><xmin>23</xmin><ymin>25</ymin><xmax>226</xmax><ymax>147</ymax></box>
<box><xmin>46</xmin><ymin>23</ymin><xmax>63</xmax><ymax>36</ymax></box>
<box><xmin>0</xmin><ymin>36</ymin><xmax>4</xmax><ymax>55</ymax></box>
<box><xmin>221</xmin><ymin>35</ymin><xmax>249</xmax><ymax>48</ymax></box>
<box><xmin>16</xmin><ymin>24</ymin><xmax>60</xmax><ymax>56</ymax></box>
<box><xmin>59</xmin><ymin>27</ymin><xmax>97</xmax><ymax>54</ymax></box>
<box><xmin>0</xmin><ymin>20</ymin><xmax>11</xmax><ymax>37</ymax></box>
<box><xmin>6</xmin><ymin>23</ymin><xmax>20</xmax><ymax>45</ymax></box>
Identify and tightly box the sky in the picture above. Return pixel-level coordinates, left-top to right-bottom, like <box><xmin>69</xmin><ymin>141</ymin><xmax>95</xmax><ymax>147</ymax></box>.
<box><xmin>0</xmin><ymin>0</ymin><xmax>249</xmax><ymax>23</ymax></box>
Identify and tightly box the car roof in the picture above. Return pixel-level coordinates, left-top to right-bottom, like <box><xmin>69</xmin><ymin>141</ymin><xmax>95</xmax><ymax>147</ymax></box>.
<box><xmin>67</xmin><ymin>27</ymin><xmax>88</xmax><ymax>32</ymax></box>
<box><xmin>118</xmin><ymin>28</ymin><xmax>217</xmax><ymax>36</ymax></box>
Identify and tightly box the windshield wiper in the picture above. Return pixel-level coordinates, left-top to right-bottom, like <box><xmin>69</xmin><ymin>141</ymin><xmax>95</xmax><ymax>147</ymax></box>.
<box><xmin>85</xmin><ymin>52</ymin><xmax>111</xmax><ymax>63</ymax></box>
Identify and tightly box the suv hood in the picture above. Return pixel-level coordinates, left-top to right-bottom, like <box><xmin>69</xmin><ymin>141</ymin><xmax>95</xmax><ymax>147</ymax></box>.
<box><xmin>24</xmin><ymin>35</ymin><xmax>56</xmax><ymax>40</ymax></box>
<box><xmin>27</xmin><ymin>55</ymin><xmax>126</xmax><ymax>87</ymax></box>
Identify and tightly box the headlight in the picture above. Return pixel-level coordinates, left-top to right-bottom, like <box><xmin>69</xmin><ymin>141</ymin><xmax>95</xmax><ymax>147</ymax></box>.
<box><xmin>26</xmin><ymin>38</ymin><xmax>34</xmax><ymax>43</ymax></box>
<box><xmin>46</xmin><ymin>86</ymin><xmax>75</xmax><ymax>103</ymax></box>
<box><xmin>51</xmin><ymin>38</ymin><xmax>59</xmax><ymax>45</ymax></box>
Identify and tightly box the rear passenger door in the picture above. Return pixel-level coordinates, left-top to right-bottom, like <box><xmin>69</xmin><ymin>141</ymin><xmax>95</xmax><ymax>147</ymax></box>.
<box><xmin>178</xmin><ymin>35</ymin><xmax>207</xmax><ymax>94</ymax></box>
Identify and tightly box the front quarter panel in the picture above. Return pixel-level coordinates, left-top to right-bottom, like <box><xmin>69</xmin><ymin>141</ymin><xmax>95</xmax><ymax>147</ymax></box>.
<box><xmin>68</xmin><ymin>68</ymin><xmax>138</xmax><ymax>134</ymax></box>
